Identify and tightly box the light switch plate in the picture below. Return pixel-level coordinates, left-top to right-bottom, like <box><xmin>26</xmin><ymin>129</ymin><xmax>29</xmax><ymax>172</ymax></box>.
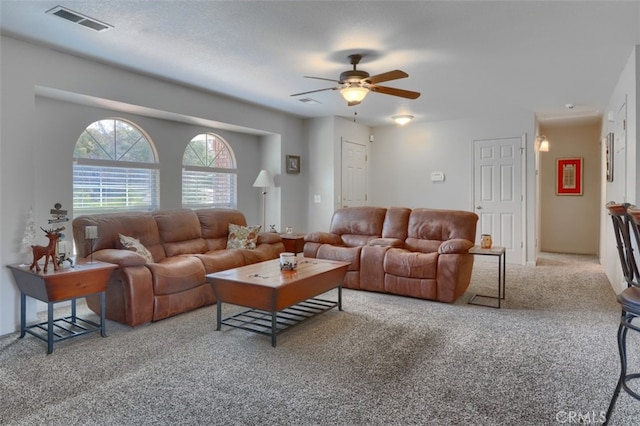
<box><xmin>314</xmin><ymin>194</ymin><xmax>321</xmax><ymax>203</ymax></box>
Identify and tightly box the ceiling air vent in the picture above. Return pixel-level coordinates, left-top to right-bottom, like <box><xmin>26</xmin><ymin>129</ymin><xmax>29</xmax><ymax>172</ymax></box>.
<box><xmin>46</xmin><ymin>6</ymin><xmax>113</xmax><ymax>32</ymax></box>
<box><xmin>298</xmin><ymin>98</ymin><xmax>320</xmax><ymax>104</ymax></box>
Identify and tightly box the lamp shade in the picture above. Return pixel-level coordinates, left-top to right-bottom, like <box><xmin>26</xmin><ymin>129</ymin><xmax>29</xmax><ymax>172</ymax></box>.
<box><xmin>537</xmin><ymin>136</ymin><xmax>550</xmax><ymax>152</ymax></box>
<box><xmin>340</xmin><ymin>86</ymin><xmax>369</xmax><ymax>103</ymax></box>
<box><xmin>252</xmin><ymin>170</ymin><xmax>274</xmax><ymax>188</ymax></box>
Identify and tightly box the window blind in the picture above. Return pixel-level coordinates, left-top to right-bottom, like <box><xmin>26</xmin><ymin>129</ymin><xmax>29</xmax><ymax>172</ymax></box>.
<box><xmin>73</xmin><ymin>164</ymin><xmax>159</xmax><ymax>215</ymax></box>
<box><xmin>182</xmin><ymin>170</ymin><xmax>237</xmax><ymax>209</ymax></box>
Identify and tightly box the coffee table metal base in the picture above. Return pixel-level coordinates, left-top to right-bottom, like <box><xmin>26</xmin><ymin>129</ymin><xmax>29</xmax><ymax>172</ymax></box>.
<box><xmin>216</xmin><ymin>289</ymin><xmax>341</xmax><ymax>347</ymax></box>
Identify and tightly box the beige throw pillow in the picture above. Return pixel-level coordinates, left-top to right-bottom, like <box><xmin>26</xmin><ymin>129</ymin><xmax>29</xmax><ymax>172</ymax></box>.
<box><xmin>227</xmin><ymin>224</ymin><xmax>261</xmax><ymax>249</ymax></box>
<box><xmin>119</xmin><ymin>234</ymin><xmax>154</xmax><ymax>263</ymax></box>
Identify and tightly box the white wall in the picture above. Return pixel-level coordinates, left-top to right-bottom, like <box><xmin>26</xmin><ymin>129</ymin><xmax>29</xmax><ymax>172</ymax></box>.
<box><xmin>305</xmin><ymin>116</ymin><xmax>370</xmax><ymax>232</ymax></box>
<box><xmin>370</xmin><ymin>115</ymin><xmax>536</xmax><ymax>263</ymax></box>
<box><xmin>601</xmin><ymin>46</ymin><xmax>639</xmax><ymax>294</ymax></box>
<box><xmin>0</xmin><ymin>36</ymin><xmax>306</xmax><ymax>335</ymax></box>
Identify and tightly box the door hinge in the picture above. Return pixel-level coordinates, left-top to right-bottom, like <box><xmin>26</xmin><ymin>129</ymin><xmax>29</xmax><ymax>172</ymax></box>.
<box><xmin>521</xmin><ymin>241</ymin><xmax>523</xmax><ymax>248</ymax></box>
<box><xmin>365</xmin><ymin>194</ymin><xmax>368</xmax><ymax>201</ymax></box>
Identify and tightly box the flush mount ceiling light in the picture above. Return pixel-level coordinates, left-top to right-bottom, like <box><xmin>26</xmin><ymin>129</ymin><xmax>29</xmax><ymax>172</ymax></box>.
<box><xmin>392</xmin><ymin>114</ymin><xmax>414</xmax><ymax>125</ymax></box>
<box><xmin>46</xmin><ymin>5</ymin><xmax>113</xmax><ymax>32</ymax></box>
<box><xmin>536</xmin><ymin>135</ymin><xmax>550</xmax><ymax>152</ymax></box>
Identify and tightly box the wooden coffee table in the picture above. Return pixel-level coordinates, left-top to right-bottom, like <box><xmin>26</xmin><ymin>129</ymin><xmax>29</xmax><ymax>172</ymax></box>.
<box><xmin>206</xmin><ymin>258</ymin><xmax>349</xmax><ymax>346</ymax></box>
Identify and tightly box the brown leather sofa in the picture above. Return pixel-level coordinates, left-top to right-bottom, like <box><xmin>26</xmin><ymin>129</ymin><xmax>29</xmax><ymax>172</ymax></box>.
<box><xmin>72</xmin><ymin>209</ymin><xmax>284</xmax><ymax>326</ymax></box>
<box><xmin>304</xmin><ymin>207</ymin><xmax>478</xmax><ymax>303</ymax></box>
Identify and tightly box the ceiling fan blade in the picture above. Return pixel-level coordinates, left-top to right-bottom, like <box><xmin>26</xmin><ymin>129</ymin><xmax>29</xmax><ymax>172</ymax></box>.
<box><xmin>370</xmin><ymin>85</ymin><xmax>421</xmax><ymax>99</ymax></box>
<box><xmin>365</xmin><ymin>70</ymin><xmax>408</xmax><ymax>85</ymax></box>
<box><xmin>304</xmin><ymin>76</ymin><xmax>341</xmax><ymax>83</ymax></box>
<box><xmin>290</xmin><ymin>87</ymin><xmax>338</xmax><ymax>97</ymax></box>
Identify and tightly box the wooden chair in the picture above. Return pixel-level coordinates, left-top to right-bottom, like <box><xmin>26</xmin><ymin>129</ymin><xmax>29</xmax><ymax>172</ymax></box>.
<box><xmin>605</xmin><ymin>202</ymin><xmax>640</xmax><ymax>424</ymax></box>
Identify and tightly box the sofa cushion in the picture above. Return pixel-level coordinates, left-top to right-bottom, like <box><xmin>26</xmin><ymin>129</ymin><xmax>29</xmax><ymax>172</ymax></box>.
<box><xmin>381</xmin><ymin>207</ymin><xmax>411</xmax><ymax>240</ymax></box>
<box><xmin>119</xmin><ymin>234</ymin><xmax>154</xmax><ymax>263</ymax></box>
<box><xmin>153</xmin><ymin>209</ymin><xmax>207</xmax><ymax>256</ymax></box>
<box><xmin>195</xmin><ymin>250</ymin><xmax>246</xmax><ymax>274</ymax></box>
<box><xmin>227</xmin><ymin>224</ymin><xmax>261</xmax><ymax>249</ymax></box>
<box><xmin>384</xmin><ymin>249</ymin><xmax>437</xmax><ymax>279</ymax></box>
<box><xmin>147</xmin><ymin>256</ymin><xmax>206</xmax><ymax>295</ymax></box>
<box><xmin>197</xmin><ymin>209</ymin><xmax>248</xmax><ymax>251</ymax></box>
<box><xmin>329</xmin><ymin>206</ymin><xmax>387</xmax><ymax>237</ymax></box>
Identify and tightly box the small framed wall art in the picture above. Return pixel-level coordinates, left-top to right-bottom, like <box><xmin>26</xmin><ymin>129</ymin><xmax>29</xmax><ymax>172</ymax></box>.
<box><xmin>556</xmin><ymin>157</ymin><xmax>583</xmax><ymax>196</ymax></box>
<box><xmin>286</xmin><ymin>155</ymin><xmax>300</xmax><ymax>174</ymax></box>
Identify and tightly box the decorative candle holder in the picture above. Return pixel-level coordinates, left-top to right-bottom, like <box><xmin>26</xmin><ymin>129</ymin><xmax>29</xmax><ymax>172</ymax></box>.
<box><xmin>481</xmin><ymin>234</ymin><xmax>492</xmax><ymax>249</ymax></box>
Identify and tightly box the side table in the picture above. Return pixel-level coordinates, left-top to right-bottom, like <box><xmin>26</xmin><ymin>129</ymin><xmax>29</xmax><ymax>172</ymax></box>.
<box><xmin>468</xmin><ymin>245</ymin><xmax>506</xmax><ymax>309</ymax></box>
<box><xmin>7</xmin><ymin>259</ymin><xmax>117</xmax><ymax>354</ymax></box>
<box><xmin>280</xmin><ymin>233</ymin><xmax>305</xmax><ymax>255</ymax></box>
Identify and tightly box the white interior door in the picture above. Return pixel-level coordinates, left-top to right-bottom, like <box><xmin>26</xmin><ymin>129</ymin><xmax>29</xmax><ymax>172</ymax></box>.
<box><xmin>341</xmin><ymin>140</ymin><xmax>367</xmax><ymax>208</ymax></box>
<box><xmin>473</xmin><ymin>137</ymin><xmax>524</xmax><ymax>264</ymax></box>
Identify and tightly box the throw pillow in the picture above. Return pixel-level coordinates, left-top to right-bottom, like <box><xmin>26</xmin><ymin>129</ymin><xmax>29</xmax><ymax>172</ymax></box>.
<box><xmin>227</xmin><ymin>224</ymin><xmax>261</xmax><ymax>249</ymax></box>
<box><xmin>118</xmin><ymin>234</ymin><xmax>154</xmax><ymax>263</ymax></box>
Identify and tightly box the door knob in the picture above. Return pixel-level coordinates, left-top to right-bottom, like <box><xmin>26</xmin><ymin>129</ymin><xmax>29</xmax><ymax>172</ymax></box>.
<box><xmin>476</xmin><ymin>206</ymin><xmax>482</xmax><ymax>209</ymax></box>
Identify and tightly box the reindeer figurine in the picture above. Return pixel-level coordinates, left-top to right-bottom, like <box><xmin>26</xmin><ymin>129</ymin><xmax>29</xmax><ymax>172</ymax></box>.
<box><xmin>30</xmin><ymin>226</ymin><xmax>65</xmax><ymax>273</ymax></box>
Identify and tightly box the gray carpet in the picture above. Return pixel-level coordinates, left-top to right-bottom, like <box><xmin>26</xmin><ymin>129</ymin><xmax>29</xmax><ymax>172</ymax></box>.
<box><xmin>1</xmin><ymin>253</ymin><xmax>639</xmax><ymax>425</ymax></box>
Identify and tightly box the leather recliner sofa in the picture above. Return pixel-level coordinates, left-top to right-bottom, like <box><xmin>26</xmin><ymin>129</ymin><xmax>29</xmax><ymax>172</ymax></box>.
<box><xmin>72</xmin><ymin>209</ymin><xmax>284</xmax><ymax>326</ymax></box>
<box><xmin>304</xmin><ymin>206</ymin><xmax>478</xmax><ymax>303</ymax></box>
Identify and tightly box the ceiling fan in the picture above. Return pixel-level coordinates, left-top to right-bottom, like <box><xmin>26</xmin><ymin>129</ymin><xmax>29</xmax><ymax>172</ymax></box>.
<box><xmin>291</xmin><ymin>54</ymin><xmax>421</xmax><ymax>106</ymax></box>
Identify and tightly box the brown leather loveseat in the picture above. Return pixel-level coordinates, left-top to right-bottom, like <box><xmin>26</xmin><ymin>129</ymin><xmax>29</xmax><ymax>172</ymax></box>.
<box><xmin>304</xmin><ymin>207</ymin><xmax>478</xmax><ymax>303</ymax></box>
<box><xmin>72</xmin><ymin>209</ymin><xmax>284</xmax><ymax>326</ymax></box>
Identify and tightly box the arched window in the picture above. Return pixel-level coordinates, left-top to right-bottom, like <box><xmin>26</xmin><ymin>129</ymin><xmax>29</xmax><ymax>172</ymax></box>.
<box><xmin>182</xmin><ymin>133</ymin><xmax>237</xmax><ymax>209</ymax></box>
<box><xmin>73</xmin><ymin>118</ymin><xmax>159</xmax><ymax>215</ymax></box>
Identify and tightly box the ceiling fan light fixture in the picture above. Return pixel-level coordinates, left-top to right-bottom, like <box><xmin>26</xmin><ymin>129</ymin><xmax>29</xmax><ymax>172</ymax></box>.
<box><xmin>392</xmin><ymin>114</ymin><xmax>414</xmax><ymax>125</ymax></box>
<box><xmin>340</xmin><ymin>86</ymin><xmax>369</xmax><ymax>103</ymax></box>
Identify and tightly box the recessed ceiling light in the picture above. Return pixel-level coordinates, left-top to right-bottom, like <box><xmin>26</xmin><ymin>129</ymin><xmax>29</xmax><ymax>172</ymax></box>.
<box><xmin>46</xmin><ymin>5</ymin><xmax>113</xmax><ymax>32</ymax></box>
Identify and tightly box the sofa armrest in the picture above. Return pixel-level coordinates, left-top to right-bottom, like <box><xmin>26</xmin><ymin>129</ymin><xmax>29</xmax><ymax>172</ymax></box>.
<box><xmin>369</xmin><ymin>238</ymin><xmax>404</xmax><ymax>248</ymax></box>
<box><xmin>257</xmin><ymin>232</ymin><xmax>283</xmax><ymax>245</ymax></box>
<box><xmin>91</xmin><ymin>249</ymin><xmax>148</xmax><ymax>267</ymax></box>
<box><xmin>438</xmin><ymin>239</ymin><xmax>474</xmax><ymax>254</ymax></box>
<box><xmin>304</xmin><ymin>232</ymin><xmax>343</xmax><ymax>246</ymax></box>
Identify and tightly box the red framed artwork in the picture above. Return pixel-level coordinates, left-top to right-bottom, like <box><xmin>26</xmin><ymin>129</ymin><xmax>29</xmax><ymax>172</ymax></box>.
<box><xmin>556</xmin><ymin>157</ymin><xmax>583</xmax><ymax>195</ymax></box>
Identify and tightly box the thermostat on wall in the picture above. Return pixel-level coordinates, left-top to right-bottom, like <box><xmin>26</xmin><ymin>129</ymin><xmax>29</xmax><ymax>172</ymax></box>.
<box><xmin>430</xmin><ymin>172</ymin><xmax>445</xmax><ymax>182</ymax></box>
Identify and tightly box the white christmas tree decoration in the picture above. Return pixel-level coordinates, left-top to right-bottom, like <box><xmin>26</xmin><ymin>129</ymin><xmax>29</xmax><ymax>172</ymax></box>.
<box><xmin>20</xmin><ymin>206</ymin><xmax>37</xmax><ymax>265</ymax></box>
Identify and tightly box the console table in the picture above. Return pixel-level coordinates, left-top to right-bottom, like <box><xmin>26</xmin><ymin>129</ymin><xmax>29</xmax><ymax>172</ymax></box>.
<box><xmin>468</xmin><ymin>245</ymin><xmax>506</xmax><ymax>309</ymax></box>
<box><xmin>7</xmin><ymin>259</ymin><xmax>117</xmax><ymax>353</ymax></box>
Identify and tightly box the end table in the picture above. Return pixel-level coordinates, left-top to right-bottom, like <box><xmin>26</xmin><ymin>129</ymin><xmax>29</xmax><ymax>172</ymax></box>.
<box><xmin>7</xmin><ymin>259</ymin><xmax>117</xmax><ymax>354</ymax></box>
<box><xmin>280</xmin><ymin>233</ymin><xmax>305</xmax><ymax>255</ymax></box>
<box><xmin>468</xmin><ymin>245</ymin><xmax>506</xmax><ymax>309</ymax></box>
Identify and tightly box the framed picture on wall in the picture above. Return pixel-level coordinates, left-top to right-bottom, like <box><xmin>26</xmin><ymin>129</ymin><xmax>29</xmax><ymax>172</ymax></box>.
<box><xmin>286</xmin><ymin>155</ymin><xmax>300</xmax><ymax>174</ymax></box>
<box><xmin>606</xmin><ymin>132</ymin><xmax>614</xmax><ymax>182</ymax></box>
<box><xmin>556</xmin><ymin>157</ymin><xmax>583</xmax><ymax>196</ymax></box>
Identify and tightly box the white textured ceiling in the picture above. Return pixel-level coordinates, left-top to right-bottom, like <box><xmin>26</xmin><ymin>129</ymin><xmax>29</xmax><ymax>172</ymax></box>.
<box><xmin>1</xmin><ymin>1</ymin><xmax>639</xmax><ymax>127</ymax></box>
